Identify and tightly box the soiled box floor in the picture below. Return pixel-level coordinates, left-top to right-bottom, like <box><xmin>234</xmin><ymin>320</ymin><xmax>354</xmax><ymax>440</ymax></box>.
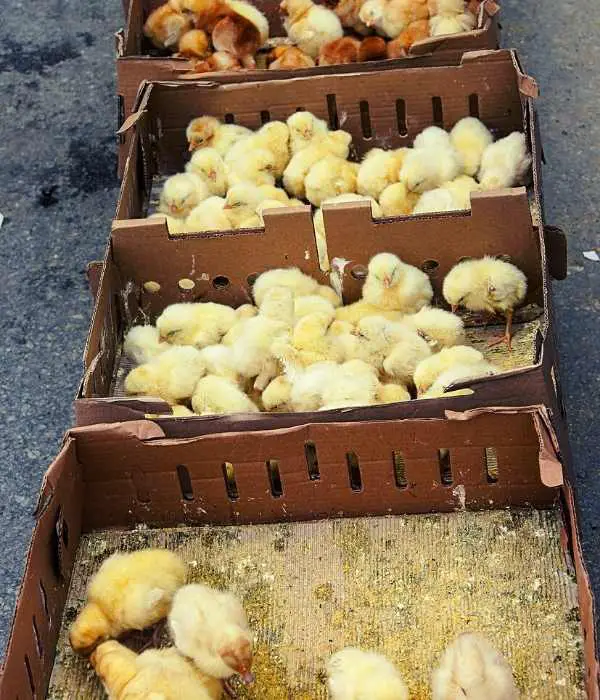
<box><xmin>48</xmin><ymin>509</ymin><xmax>585</xmax><ymax>699</ymax></box>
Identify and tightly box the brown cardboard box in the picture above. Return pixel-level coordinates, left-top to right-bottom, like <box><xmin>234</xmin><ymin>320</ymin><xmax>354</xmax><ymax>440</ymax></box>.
<box><xmin>76</xmin><ymin>50</ymin><xmax>567</xmax><ymax>433</ymax></box>
<box><xmin>0</xmin><ymin>411</ymin><xmax>597</xmax><ymax>698</ymax></box>
<box><xmin>116</xmin><ymin>0</ymin><xmax>501</xmax><ymax>172</ymax></box>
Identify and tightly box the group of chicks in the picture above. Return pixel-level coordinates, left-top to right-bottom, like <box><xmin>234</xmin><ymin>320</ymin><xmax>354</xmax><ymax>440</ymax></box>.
<box><xmin>152</xmin><ymin>109</ymin><xmax>531</xmax><ymax>269</ymax></box>
<box><xmin>70</xmin><ymin>546</ymin><xmax>520</xmax><ymax>699</ymax></box>
<box><xmin>144</xmin><ymin>0</ymin><xmax>483</xmax><ymax>73</ymax></box>
<box><xmin>122</xmin><ymin>251</ymin><xmax>527</xmax><ymax>416</ymax></box>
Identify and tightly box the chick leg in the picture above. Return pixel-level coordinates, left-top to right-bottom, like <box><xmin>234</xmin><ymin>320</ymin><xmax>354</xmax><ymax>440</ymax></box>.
<box><xmin>487</xmin><ymin>310</ymin><xmax>513</xmax><ymax>351</ymax></box>
<box><xmin>223</xmin><ymin>679</ymin><xmax>238</xmax><ymax>698</ymax></box>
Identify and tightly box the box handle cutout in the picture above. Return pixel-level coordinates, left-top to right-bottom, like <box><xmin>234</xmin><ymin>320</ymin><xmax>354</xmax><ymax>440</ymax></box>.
<box><xmin>304</xmin><ymin>441</ymin><xmax>320</xmax><ymax>481</ymax></box>
<box><xmin>266</xmin><ymin>459</ymin><xmax>283</xmax><ymax>498</ymax></box>
<box><xmin>222</xmin><ymin>462</ymin><xmax>239</xmax><ymax>500</ymax></box>
<box><xmin>359</xmin><ymin>101</ymin><xmax>372</xmax><ymax>138</ymax></box>
<box><xmin>392</xmin><ymin>451</ymin><xmax>408</xmax><ymax>489</ymax></box>
<box><xmin>326</xmin><ymin>94</ymin><xmax>339</xmax><ymax>130</ymax></box>
<box><xmin>395</xmin><ymin>99</ymin><xmax>407</xmax><ymax>136</ymax></box>
<box><xmin>260</xmin><ymin>110</ymin><xmax>271</xmax><ymax>124</ymax></box>
<box><xmin>24</xmin><ymin>654</ymin><xmax>35</xmax><ymax>696</ymax></box>
<box><xmin>295</xmin><ymin>106</ymin><xmax>305</xmax><ymax>112</ymax></box>
<box><xmin>468</xmin><ymin>93</ymin><xmax>480</xmax><ymax>118</ymax></box>
<box><xmin>346</xmin><ymin>452</ymin><xmax>362</xmax><ymax>491</ymax></box>
<box><xmin>432</xmin><ymin>96</ymin><xmax>443</xmax><ymax>127</ymax></box>
<box><xmin>484</xmin><ymin>447</ymin><xmax>499</xmax><ymax>483</ymax></box>
<box><xmin>224</xmin><ymin>113</ymin><xmax>235</xmax><ymax>124</ymax></box>
<box><xmin>32</xmin><ymin>616</ymin><xmax>43</xmax><ymax>659</ymax></box>
<box><xmin>438</xmin><ymin>449</ymin><xmax>452</xmax><ymax>485</ymax></box>
<box><xmin>176</xmin><ymin>465</ymin><xmax>194</xmax><ymax>501</ymax></box>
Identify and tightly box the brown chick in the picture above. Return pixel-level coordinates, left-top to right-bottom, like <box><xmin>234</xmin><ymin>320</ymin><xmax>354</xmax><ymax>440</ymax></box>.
<box><xmin>193</xmin><ymin>50</ymin><xmax>242</xmax><ymax>72</ymax></box>
<box><xmin>358</xmin><ymin>35</ymin><xmax>388</xmax><ymax>61</ymax></box>
<box><xmin>171</xmin><ymin>0</ymin><xmax>234</xmax><ymax>32</ymax></box>
<box><xmin>387</xmin><ymin>17</ymin><xmax>429</xmax><ymax>55</ymax></box>
<box><xmin>333</xmin><ymin>0</ymin><xmax>371</xmax><ymax>34</ymax></box>
<box><xmin>268</xmin><ymin>45</ymin><xmax>316</xmax><ymax>69</ymax></box>
<box><xmin>144</xmin><ymin>5</ymin><xmax>193</xmax><ymax>50</ymax></box>
<box><xmin>318</xmin><ymin>36</ymin><xmax>361</xmax><ymax>65</ymax></box>
<box><xmin>177</xmin><ymin>28</ymin><xmax>210</xmax><ymax>58</ymax></box>
<box><xmin>212</xmin><ymin>2</ymin><xmax>269</xmax><ymax>68</ymax></box>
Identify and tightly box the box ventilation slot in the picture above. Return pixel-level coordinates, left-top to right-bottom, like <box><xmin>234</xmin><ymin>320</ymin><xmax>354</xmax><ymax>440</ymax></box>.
<box><xmin>432</xmin><ymin>96</ymin><xmax>444</xmax><ymax>127</ymax></box>
<box><xmin>266</xmin><ymin>459</ymin><xmax>284</xmax><ymax>498</ymax></box>
<box><xmin>485</xmin><ymin>447</ymin><xmax>499</xmax><ymax>483</ymax></box>
<box><xmin>346</xmin><ymin>452</ymin><xmax>362</xmax><ymax>491</ymax></box>
<box><xmin>39</xmin><ymin>581</ymin><xmax>49</xmax><ymax>617</ymax></box>
<box><xmin>260</xmin><ymin>110</ymin><xmax>271</xmax><ymax>124</ymax></box>
<box><xmin>304</xmin><ymin>441</ymin><xmax>320</xmax><ymax>481</ymax></box>
<box><xmin>392</xmin><ymin>451</ymin><xmax>408</xmax><ymax>489</ymax></box>
<box><xmin>24</xmin><ymin>654</ymin><xmax>35</xmax><ymax>696</ymax></box>
<box><xmin>359</xmin><ymin>101</ymin><xmax>372</xmax><ymax>138</ymax></box>
<box><xmin>32</xmin><ymin>616</ymin><xmax>43</xmax><ymax>658</ymax></box>
<box><xmin>222</xmin><ymin>462</ymin><xmax>239</xmax><ymax>500</ymax></box>
<box><xmin>176</xmin><ymin>465</ymin><xmax>194</xmax><ymax>501</ymax></box>
<box><xmin>469</xmin><ymin>93</ymin><xmax>480</xmax><ymax>117</ymax></box>
<box><xmin>395</xmin><ymin>99</ymin><xmax>407</xmax><ymax>136</ymax></box>
<box><xmin>326</xmin><ymin>94</ymin><xmax>339</xmax><ymax>129</ymax></box>
<box><xmin>438</xmin><ymin>449</ymin><xmax>452</xmax><ymax>485</ymax></box>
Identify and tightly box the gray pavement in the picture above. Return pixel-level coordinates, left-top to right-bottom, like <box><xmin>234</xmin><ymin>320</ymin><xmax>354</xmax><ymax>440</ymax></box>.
<box><xmin>0</xmin><ymin>0</ymin><xmax>598</xmax><ymax>661</ymax></box>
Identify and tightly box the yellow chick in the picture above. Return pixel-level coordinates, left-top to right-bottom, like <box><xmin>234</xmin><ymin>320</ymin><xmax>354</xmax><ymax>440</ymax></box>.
<box><xmin>231</xmin><ymin>315</ymin><xmax>291</xmax><ymax>389</ymax></box>
<box><xmin>198</xmin><ymin>344</ymin><xmax>239</xmax><ymax>383</ymax></box>
<box><xmin>186</xmin><ymin>116</ymin><xmax>251</xmax><ymax>154</ymax></box>
<box><xmin>441</xmin><ymin>174</ymin><xmax>481</xmax><ymax>210</ymax></box>
<box><xmin>262</xmin><ymin>375</ymin><xmax>293</xmax><ymax>411</ymax></box>
<box><xmin>376</xmin><ymin>382</ymin><xmax>411</xmax><ymax>404</ymax></box>
<box><xmin>159</xmin><ymin>172</ymin><xmax>210</xmax><ymax>218</ymax></box>
<box><xmin>281</xmin><ymin>0</ymin><xmax>344</xmax><ymax>58</ymax></box>
<box><xmin>327</xmin><ymin>647</ymin><xmax>409</xmax><ymax>700</ymax></box>
<box><xmin>168</xmin><ymin>405</ymin><xmax>197</xmax><ymax>417</ymax></box>
<box><xmin>318</xmin><ymin>284</ymin><xmax>343</xmax><ymax>307</ymax></box>
<box><xmin>90</xmin><ymin>642</ymin><xmax>222</xmax><ymax>700</ymax></box>
<box><xmin>254</xmin><ymin>199</ymin><xmax>289</xmax><ymax>226</ymax></box>
<box><xmin>305</xmin><ymin>156</ymin><xmax>359</xmax><ymax>206</ymax></box>
<box><xmin>313</xmin><ymin>194</ymin><xmax>383</xmax><ymax>271</ymax></box>
<box><xmin>148</xmin><ymin>212</ymin><xmax>189</xmax><ymax>235</ymax></box>
<box><xmin>359</xmin><ymin>0</ymin><xmax>416</xmax><ymax>38</ymax></box>
<box><xmin>414</xmin><ymin>125</ymin><xmax>451</xmax><ymax>150</ymax></box>
<box><xmin>236</xmin><ymin>303</ymin><xmax>259</xmax><ymax>319</ymax></box>
<box><xmin>252</xmin><ymin>266</ymin><xmax>320</xmax><ymax>306</ymax></box>
<box><xmin>226</xmin><ymin>146</ymin><xmax>278</xmax><ymax>187</ymax></box>
<box><xmin>191</xmin><ymin>375</ymin><xmax>260</xmax><ymax>414</ymax></box>
<box><xmin>362</xmin><ymin>252</ymin><xmax>434</xmax><ymax>313</ymax></box>
<box><xmin>227</xmin><ymin>121</ymin><xmax>291</xmax><ymax>178</ymax></box>
<box><xmin>337</xmin><ymin>315</ymin><xmax>409</xmax><ymax>370</ymax></box>
<box><xmin>421</xmin><ymin>359</ymin><xmax>498</xmax><ymax>398</ymax></box>
<box><xmin>123</xmin><ymin>325</ymin><xmax>167</xmax><ymax>365</ymax></box>
<box><xmin>144</xmin><ymin>4</ymin><xmax>192</xmax><ymax>49</ymax></box>
<box><xmin>403</xmin><ymin>306</ymin><xmax>465</xmax><ymax>350</ymax></box>
<box><xmin>223</xmin><ymin>183</ymin><xmax>282</xmax><ymax>228</ymax></box>
<box><xmin>156</xmin><ymin>302</ymin><xmax>237</xmax><ymax>347</ymax></box>
<box><xmin>260</xmin><ymin>285</ymin><xmax>296</xmax><ymax>325</ymax></box>
<box><xmin>69</xmin><ymin>550</ymin><xmax>186</xmax><ymax>655</ymax></box>
<box><xmin>220</xmin><ymin>305</ymin><xmax>258</xmax><ymax>348</ymax></box>
<box><xmin>186</xmin><ymin>196</ymin><xmax>231</xmax><ymax>232</ymax></box>
<box><xmin>294</xmin><ymin>294</ymin><xmax>336</xmax><ymax>322</ymax></box>
<box><xmin>168</xmin><ymin>583</ymin><xmax>255</xmax><ymax>685</ymax></box>
<box><xmin>442</xmin><ymin>256</ymin><xmax>528</xmax><ymax>349</ymax></box>
<box><xmin>400</xmin><ymin>143</ymin><xmax>463</xmax><ymax>194</ymax></box>
<box><xmin>288</xmin><ymin>360</ymin><xmax>339</xmax><ymax>411</ymax></box>
<box><xmin>320</xmin><ymin>359</ymin><xmax>380</xmax><ymax>409</ymax></box>
<box><xmin>124</xmin><ymin>345</ymin><xmax>206</xmax><ymax>404</ymax></box>
<box><xmin>413</xmin><ymin>187</ymin><xmax>462</xmax><ymax>214</ymax></box>
<box><xmin>382</xmin><ymin>326</ymin><xmax>432</xmax><ymax>383</ymax></box>
<box><xmin>431</xmin><ymin>632</ymin><xmax>520</xmax><ymax>699</ymax></box>
<box><xmin>287</xmin><ymin>311</ymin><xmax>344</xmax><ymax>367</ymax></box>
<box><xmin>413</xmin><ymin>344</ymin><xmax>484</xmax><ymax>394</ymax></box>
<box><xmin>283</xmin><ymin>130</ymin><xmax>353</xmax><ymax>198</ymax></box>
<box><xmin>257</xmin><ymin>184</ymin><xmax>292</xmax><ymax>203</ymax></box>
<box><xmin>478</xmin><ymin>132</ymin><xmax>532</xmax><ymax>190</ymax></box>
<box><xmin>287</xmin><ymin>111</ymin><xmax>330</xmax><ymax>154</ymax></box>
<box><xmin>357</xmin><ymin>147</ymin><xmax>408</xmax><ymax>200</ymax></box>
<box><xmin>429</xmin><ymin>8</ymin><xmax>475</xmax><ymax>35</ymax></box>
<box><xmin>185</xmin><ymin>148</ymin><xmax>228</xmax><ymax>196</ymax></box>
<box><xmin>449</xmin><ymin>117</ymin><xmax>493</xmax><ymax>177</ymax></box>
<box><xmin>379</xmin><ymin>181</ymin><xmax>420</xmax><ymax>217</ymax></box>
<box><xmin>335</xmin><ymin>300</ymin><xmax>404</xmax><ymax>325</ymax></box>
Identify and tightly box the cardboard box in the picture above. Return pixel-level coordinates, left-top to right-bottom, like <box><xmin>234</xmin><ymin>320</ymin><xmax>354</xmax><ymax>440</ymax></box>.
<box><xmin>76</xmin><ymin>49</ymin><xmax>567</xmax><ymax>432</ymax></box>
<box><xmin>0</xmin><ymin>411</ymin><xmax>597</xmax><ymax>698</ymax></box>
<box><xmin>116</xmin><ymin>0</ymin><xmax>501</xmax><ymax>172</ymax></box>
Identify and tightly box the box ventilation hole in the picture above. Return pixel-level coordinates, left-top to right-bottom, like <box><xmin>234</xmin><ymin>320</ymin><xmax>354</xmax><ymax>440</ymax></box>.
<box><xmin>346</xmin><ymin>452</ymin><xmax>362</xmax><ymax>491</ymax></box>
<box><xmin>496</xmin><ymin>254</ymin><xmax>513</xmax><ymax>263</ymax></box>
<box><xmin>224</xmin><ymin>113</ymin><xmax>235</xmax><ymax>124</ymax></box>
<box><xmin>469</xmin><ymin>93</ymin><xmax>480</xmax><ymax>117</ymax></box>
<box><xmin>260</xmin><ymin>110</ymin><xmax>271</xmax><ymax>124</ymax></box>
<box><xmin>326</xmin><ymin>94</ymin><xmax>339</xmax><ymax>130</ymax></box>
<box><xmin>176</xmin><ymin>465</ymin><xmax>194</xmax><ymax>501</ymax></box>
<box><xmin>24</xmin><ymin>654</ymin><xmax>35</xmax><ymax>697</ymax></box>
<box><xmin>39</xmin><ymin>581</ymin><xmax>49</xmax><ymax>617</ymax></box>
<box><xmin>266</xmin><ymin>459</ymin><xmax>284</xmax><ymax>498</ymax></box>
<box><xmin>32</xmin><ymin>616</ymin><xmax>43</xmax><ymax>658</ymax></box>
<box><xmin>212</xmin><ymin>275</ymin><xmax>230</xmax><ymax>290</ymax></box>
<box><xmin>421</xmin><ymin>259</ymin><xmax>439</xmax><ymax>274</ymax></box>
<box><xmin>178</xmin><ymin>278</ymin><xmax>195</xmax><ymax>291</ymax></box>
<box><xmin>359</xmin><ymin>101</ymin><xmax>372</xmax><ymax>138</ymax></box>
<box><xmin>304</xmin><ymin>441</ymin><xmax>320</xmax><ymax>481</ymax></box>
<box><xmin>392</xmin><ymin>451</ymin><xmax>408</xmax><ymax>489</ymax></box>
<box><xmin>222</xmin><ymin>462</ymin><xmax>239</xmax><ymax>500</ymax></box>
<box><xmin>484</xmin><ymin>448</ymin><xmax>499</xmax><ymax>483</ymax></box>
<box><xmin>246</xmin><ymin>273</ymin><xmax>258</xmax><ymax>287</ymax></box>
<box><xmin>395</xmin><ymin>99</ymin><xmax>407</xmax><ymax>136</ymax></box>
<box><xmin>350</xmin><ymin>264</ymin><xmax>368</xmax><ymax>280</ymax></box>
<box><xmin>457</xmin><ymin>256</ymin><xmax>473</xmax><ymax>263</ymax></box>
<box><xmin>431</xmin><ymin>96</ymin><xmax>444</xmax><ymax>127</ymax></box>
<box><xmin>295</xmin><ymin>106</ymin><xmax>305</xmax><ymax>112</ymax></box>
<box><xmin>438</xmin><ymin>449</ymin><xmax>452</xmax><ymax>485</ymax></box>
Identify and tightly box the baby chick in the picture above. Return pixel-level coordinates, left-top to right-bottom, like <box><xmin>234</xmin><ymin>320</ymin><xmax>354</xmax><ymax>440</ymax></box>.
<box><xmin>281</xmin><ymin>0</ymin><xmax>344</xmax><ymax>58</ymax></box>
<box><xmin>186</xmin><ymin>148</ymin><xmax>228</xmax><ymax>196</ymax></box>
<box><xmin>362</xmin><ymin>252</ymin><xmax>433</xmax><ymax>313</ymax></box>
<box><xmin>70</xmin><ymin>550</ymin><xmax>186</xmax><ymax>655</ymax></box>
<box><xmin>156</xmin><ymin>301</ymin><xmax>237</xmax><ymax>347</ymax></box>
<box><xmin>123</xmin><ymin>325</ymin><xmax>167</xmax><ymax>365</ymax></box>
<box><xmin>431</xmin><ymin>632</ymin><xmax>520</xmax><ymax>699</ymax></box>
<box><xmin>177</xmin><ymin>28</ymin><xmax>210</xmax><ymax>58</ymax></box>
<box><xmin>376</xmin><ymin>382</ymin><xmax>411</xmax><ymax>404</ymax></box>
<box><xmin>288</xmin><ymin>360</ymin><xmax>339</xmax><ymax>411</ymax></box>
<box><xmin>387</xmin><ymin>17</ymin><xmax>429</xmax><ymax>55</ymax></box>
<box><xmin>231</xmin><ymin>314</ymin><xmax>290</xmax><ymax>389</ymax></box>
<box><xmin>358</xmin><ymin>35</ymin><xmax>389</xmax><ymax>60</ymax></box>
<box><xmin>287</xmin><ymin>111</ymin><xmax>330</xmax><ymax>154</ymax></box>
<box><xmin>421</xmin><ymin>359</ymin><xmax>498</xmax><ymax>398</ymax></box>
<box><xmin>443</xmin><ymin>257</ymin><xmax>527</xmax><ymax>349</ymax></box>
<box><xmin>186</xmin><ymin>196</ymin><xmax>231</xmax><ymax>232</ymax></box>
<box><xmin>337</xmin><ymin>315</ymin><xmax>409</xmax><ymax>370</ymax></box>
<box><xmin>318</xmin><ymin>36</ymin><xmax>361</xmax><ymax>65</ymax></box>
<box><xmin>478</xmin><ymin>132</ymin><xmax>532</xmax><ymax>190</ymax></box>
<box><xmin>284</xmin><ymin>311</ymin><xmax>344</xmax><ymax>367</ymax></box>
<box><xmin>327</xmin><ymin>647</ymin><xmax>409</xmax><ymax>700</ymax></box>
<box><xmin>413</xmin><ymin>187</ymin><xmax>462</xmax><ymax>214</ymax></box>
<box><xmin>159</xmin><ymin>172</ymin><xmax>210</xmax><ymax>218</ymax></box>
<box><xmin>90</xmin><ymin>641</ymin><xmax>222</xmax><ymax>700</ymax></box>
<box><xmin>357</xmin><ymin>147</ymin><xmax>408</xmax><ymax>200</ymax></box>
<box><xmin>360</xmin><ymin>0</ymin><xmax>429</xmax><ymax>38</ymax></box>
<box><xmin>269</xmin><ymin>45</ymin><xmax>316</xmax><ymax>70</ymax></box>
<box><xmin>414</xmin><ymin>125</ymin><xmax>451</xmax><ymax>150</ymax></box>
<box><xmin>305</xmin><ymin>155</ymin><xmax>359</xmax><ymax>206</ymax></box>
<box><xmin>193</xmin><ymin>50</ymin><xmax>243</xmax><ymax>72</ymax></box>
<box><xmin>429</xmin><ymin>6</ymin><xmax>475</xmax><ymax>35</ymax></box>
<box><xmin>198</xmin><ymin>344</ymin><xmax>239</xmax><ymax>383</ymax></box>
<box><xmin>124</xmin><ymin>345</ymin><xmax>206</xmax><ymax>404</ymax></box>
<box><xmin>144</xmin><ymin>4</ymin><xmax>192</xmax><ymax>49</ymax></box>
<box><xmin>400</xmin><ymin>142</ymin><xmax>463</xmax><ymax>194</ymax></box>
<box><xmin>211</xmin><ymin>0</ymin><xmax>269</xmax><ymax>67</ymax></box>
<box><xmin>262</xmin><ymin>375</ymin><xmax>293</xmax><ymax>411</ymax></box>
<box><xmin>294</xmin><ymin>293</ymin><xmax>336</xmax><ymax>322</ymax></box>
<box><xmin>413</xmin><ymin>344</ymin><xmax>484</xmax><ymax>394</ymax></box>
<box><xmin>379</xmin><ymin>181</ymin><xmax>420</xmax><ymax>217</ymax></box>
<box><xmin>223</xmin><ymin>183</ymin><xmax>286</xmax><ymax>228</ymax></box>
<box><xmin>382</xmin><ymin>326</ymin><xmax>432</xmax><ymax>384</ymax></box>
<box><xmin>168</xmin><ymin>583</ymin><xmax>254</xmax><ymax>687</ymax></box>
<box><xmin>320</xmin><ymin>359</ymin><xmax>380</xmax><ymax>409</ymax></box>
<box><xmin>191</xmin><ymin>375</ymin><xmax>260</xmax><ymax>414</ymax></box>
<box><xmin>186</xmin><ymin>116</ymin><xmax>251</xmax><ymax>154</ymax></box>
<box><xmin>260</xmin><ymin>285</ymin><xmax>296</xmax><ymax>325</ymax></box>
<box><xmin>226</xmin><ymin>146</ymin><xmax>278</xmax><ymax>186</ymax></box>
<box><xmin>148</xmin><ymin>212</ymin><xmax>190</xmax><ymax>235</ymax></box>
<box><xmin>449</xmin><ymin>117</ymin><xmax>493</xmax><ymax>177</ymax></box>
<box><xmin>253</xmin><ymin>266</ymin><xmax>320</xmax><ymax>306</ymax></box>
<box><xmin>334</xmin><ymin>0</ymin><xmax>371</xmax><ymax>34</ymax></box>
<box><xmin>441</xmin><ymin>174</ymin><xmax>481</xmax><ymax>210</ymax></box>
<box><xmin>335</xmin><ymin>300</ymin><xmax>404</xmax><ymax>325</ymax></box>
<box><xmin>404</xmin><ymin>306</ymin><xmax>465</xmax><ymax>350</ymax></box>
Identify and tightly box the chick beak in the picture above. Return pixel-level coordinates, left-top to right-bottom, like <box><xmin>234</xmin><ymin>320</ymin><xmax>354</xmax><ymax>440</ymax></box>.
<box><xmin>239</xmin><ymin>670</ymin><xmax>255</xmax><ymax>685</ymax></box>
<box><xmin>189</xmin><ymin>142</ymin><xmax>198</xmax><ymax>152</ymax></box>
<box><xmin>382</xmin><ymin>276</ymin><xmax>392</xmax><ymax>289</ymax></box>
<box><xmin>451</xmin><ymin>304</ymin><xmax>458</xmax><ymax>313</ymax></box>
<box><xmin>223</xmin><ymin>203</ymin><xmax>233</xmax><ymax>210</ymax></box>
<box><xmin>350</xmin><ymin>327</ymin><xmax>361</xmax><ymax>337</ymax></box>
<box><xmin>169</xmin><ymin>204</ymin><xmax>179</xmax><ymax>214</ymax></box>
<box><xmin>208</xmin><ymin>169</ymin><xmax>216</xmax><ymax>181</ymax></box>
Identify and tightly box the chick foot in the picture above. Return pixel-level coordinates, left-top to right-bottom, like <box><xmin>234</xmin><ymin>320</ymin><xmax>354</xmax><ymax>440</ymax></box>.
<box><xmin>223</xmin><ymin>679</ymin><xmax>238</xmax><ymax>698</ymax></box>
<box><xmin>487</xmin><ymin>332</ymin><xmax>512</xmax><ymax>351</ymax></box>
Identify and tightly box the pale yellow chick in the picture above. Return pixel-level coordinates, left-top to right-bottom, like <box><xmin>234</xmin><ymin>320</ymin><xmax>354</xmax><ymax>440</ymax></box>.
<box><xmin>414</xmin><ymin>125</ymin><xmax>452</xmax><ymax>151</ymax></box>
<box><xmin>335</xmin><ymin>301</ymin><xmax>403</xmax><ymax>325</ymax></box>
<box><xmin>191</xmin><ymin>375</ymin><xmax>260</xmax><ymax>414</ymax></box>
<box><xmin>159</xmin><ymin>172</ymin><xmax>209</xmax><ymax>218</ymax></box>
<box><xmin>281</xmin><ymin>0</ymin><xmax>344</xmax><ymax>58</ymax></box>
<box><xmin>379</xmin><ymin>182</ymin><xmax>420</xmax><ymax>217</ymax></box>
<box><xmin>123</xmin><ymin>325</ymin><xmax>167</xmax><ymax>365</ymax></box>
<box><xmin>357</xmin><ymin>147</ymin><xmax>408</xmax><ymax>200</ymax></box>
<box><xmin>284</xmin><ymin>311</ymin><xmax>344</xmax><ymax>368</ymax></box>
<box><xmin>441</xmin><ymin>174</ymin><xmax>481</xmax><ymax>210</ymax></box>
<box><xmin>226</xmin><ymin>146</ymin><xmax>278</xmax><ymax>187</ymax></box>
<box><xmin>224</xmin><ymin>184</ymin><xmax>284</xmax><ymax>228</ymax></box>
<box><xmin>431</xmin><ymin>632</ymin><xmax>520</xmax><ymax>699</ymax></box>
<box><xmin>186</xmin><ymin>196</ymin><xmax>231</xmax><ymax>232</ymax></box>
<box><xmin>227</xmin><ymin>121</ymin><xmax>291</xmax><ymax>177</ymax></box>
<box><xmin>168</xmin><ymin>583</ymin><xmax>254</xmax><ymax>684</ymax></box>
<box><xmin>413</xmin><ymin>187</ymin><xmax>462</xmax><ymax>214</ymax></box>
<box><xmin>382</xmin><ymin>326</ymin><xmax>432</xmax><ymax>383</ymax></box>
<box><xmin>148</xmin><ymin>212</ymin><xmax>189</xmax><ymax>234</ymax></box>
<box><xmin>320</xmin><ymin>359</ymin><xmax>380</xmax><ymax>409</ymax></box>
<box><xmin>294</xmin><ymin>294</ymin><xmax>336</xmax><ymax>322</ymax></box>
<box><xmin>230</xmin><ymin>314</ymin><xmax>290</xmax><ymax>389</ymax></box>
<box><xmin>262</xmin><ymin>375</ymin><xmax>293</xmax><ymax>411</ymax></box>
<box><xmin>478</xmin><ymin>132</ymin><xmax>532</xmax><ymax>190</ymax></box>
<box><xmin>185</xmin><ymin>147</ymin><xmax>228</xmax><ymax>196</ymax></box>
<box><xmin>362</xmin><ymin>252</ymin><xmax>433</xmax><ymax>313</ymax></box>
<box><xmin>90</xmin><ymin>642</ymin><xmax>222</xmax><ymax>700</ymax></box>
<box><xmin>337</xmin><ymin>314</ymin><xmax>409</xmax><ymax>370</ymax></box>
<box><xmin>400</xmin><ymin>144</ymin><xmax>463</xmax><ymax>193</ymax></box>
<box><xmin>288</xmin><ymin>360</ymin><xmax>339</xmax><ymax>411</ymax></box>
<box><xmin>413</xmin><ymin>345</ymin><xmax>484</xmax><ymax>394</ymax></box>
<box><xmin>198</xmin><ymin>344</ymin><xmax>239</xmax><ymax>383</ymax></box>
<box><xmin>186</xmin><ymin>116</ymin><xmax>251</xmax><ymax>154</ymax></box>
<box><xmin>144</xmin><ymin>4</ymin><xmax>192</xmax><ymax>49</ymax></box>
<box><xmin>253</xmin><ymin>266</ymin><xmax>320</xmax><ymax>306</ymax></box>
<box><xmin>429</xmin><ymin>8</ymin><xmax>475</xmax><ymax>35</ymax></box>
<box><xmin>421</xmin><ymin>359</ymin><xmax>498</xmax><ymax>398</ymax></box>
<box><xmin>69</xmin><ymin>549</ymin><xmax>186</xmax><ymax>655</ymax></box>
<box><xmin>327</xmin><ymin>647</ymin><xmax>409</xmax><ymax>700</ymax></box>
<box><xmin>236</xmin><ymin>303</ymin><xmax>258</xmax><ymax>319</ymax></box>
<box><xmin>255</xmin><ymin>199</ymin><xmax>288</xmax><ymax>225</ymax></box>
<box><xmin>376</xmin><ymin>382</ymin><xmax>411</xmax><ymax>404</ymax></box>
<box><xmin>442</xmin><ymin>256</ymin><xmax>528</xmax><ymax>348</ymax></box>
<box><xmin>359</xmin><ymin>0</ymin><xmax>428</xmax><ymax>38</ymax></box>
<box><xmin>305</xmin><ymin>155</ymin><xmax>359</xmax><ymax>206</ymax></box>
<box><xmin>156</xmin><ymin>302</ymin><xmax>237</xmax><ymax>347</ymax></box>
<box><xmin>449</xmin><ymin>117</ymin><xmax>493</xmax><ymax>177</ymax></box>
<box><xmin>404</xmin><ymin>306</ymin><xmax>465</xmax><ymax>350</ymax></box>
<box><xmin>260</xmin><ymin>285</ymin><xmax>295</xmax><ymax>325</ymax></box>
<box><xmin>286</xmin><ymin>111</ymin><xmax>330</xmax><ymax>154</ymax></box>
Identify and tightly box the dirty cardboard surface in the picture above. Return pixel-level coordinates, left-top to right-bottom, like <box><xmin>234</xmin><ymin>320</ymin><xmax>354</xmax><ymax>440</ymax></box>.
<box><xmin>48</xmin><ymin>509</ymin><xmax>585</xmax><ymax>699</ymax></box>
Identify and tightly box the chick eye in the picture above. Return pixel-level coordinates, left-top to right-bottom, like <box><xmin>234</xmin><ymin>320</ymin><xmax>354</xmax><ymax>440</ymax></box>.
<box><xmin>167</xmin><ymin>329</ymin><xmax>180</xmax><ymax>338</ymax></box>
